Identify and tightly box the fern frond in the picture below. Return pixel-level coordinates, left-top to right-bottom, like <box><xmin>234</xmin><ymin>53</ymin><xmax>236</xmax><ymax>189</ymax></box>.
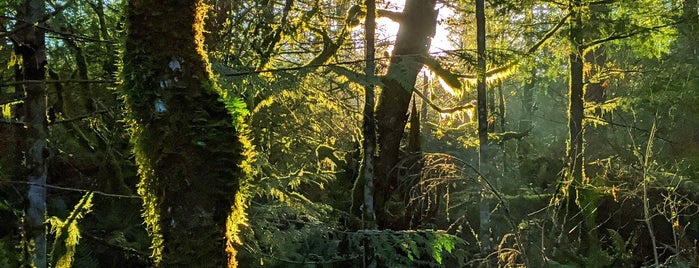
<box><xmin>49</xmin><ymin>192</ymin><xmax>94</xmax><ymax>268</ymax></box>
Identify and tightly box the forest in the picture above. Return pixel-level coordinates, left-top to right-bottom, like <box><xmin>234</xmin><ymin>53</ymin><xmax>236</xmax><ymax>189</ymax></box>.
<box><xmin>1</xmin><ymin>0</ymin><xmax>698</xmax><ymax>267</ymax></box>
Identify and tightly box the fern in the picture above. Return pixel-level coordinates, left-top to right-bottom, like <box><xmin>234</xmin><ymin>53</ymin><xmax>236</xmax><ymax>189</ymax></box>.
<box><xmin>48</xmin><ymin>192</ymin><xmax>94</xmax><ymax>268</ymax></box>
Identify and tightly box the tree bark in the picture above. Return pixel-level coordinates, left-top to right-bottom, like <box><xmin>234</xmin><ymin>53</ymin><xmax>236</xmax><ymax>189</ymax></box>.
<box><xmin>568</xmin><ymin>49</ymin><xmax>585</xmax><ymax>183</ymax></box>
<box><xmin>122</xmin><ymin>0</ymin><xmax>250</xmax><ymax>266</ymax></box>
<box><xmin>475</xmin><ymin>0</ymin><xmax>491</xmax><ymax>251</ymax></box>
<box><xmin>361</xmin><ymin>0</ymin><xmax>378</xmax><ymax>228</ymax></box>
<box><xmin>374</xmin><ymin>0</ymin><xmax>437</xmax><ymax>229</ymax></box>
<box><xmin>567</xmin><ymin>0</ymin><xmax>600</xmax><ymax>256</ymax></box>
<box><xmin>13</xmin><ymin>0</ymin><xmax>48</xmax><ymax>266</ymax></box>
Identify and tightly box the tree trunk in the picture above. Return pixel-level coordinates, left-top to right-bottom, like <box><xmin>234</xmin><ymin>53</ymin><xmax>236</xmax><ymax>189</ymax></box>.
<box><xmin>567</xmin><ymin>0</ymin><xmax>599</xmax><ymax>257</ymax></box>
<box><xmin>374</xmin><ymin>0</ymin><xmax>437</xmax><ymax>229</ymax></box>
<box><xmin>518</xmin><ymin>75</ymin><xmax>535</xmax><ymax>158</ymax></box>
<box><xmin>121</xmin><ymin>0</ymin><xmax>250</xmax><ymax>266</ymax></box>
<box><xmin>680</xmin><ymin>0</ymin><xmax>698</xmax><ymax>58</ymax></box>
<box><xmin>568</xmin><ymin>49</ymin><xmax>585</xmax><ymax>182</ymax></box>
<box><xmin>475</xmin><ymin>0</ymin><xmax>491</xmax><ymax>251</ymax></box>
<box><xmin>360</xmin><ymin>0</ymin><xmax>378</xmax><ymax>229</ymax></box>
<box><xmin>13</xmin><ymin>0</ymin><xmax>48</xmax><ymax>266</ymax></box>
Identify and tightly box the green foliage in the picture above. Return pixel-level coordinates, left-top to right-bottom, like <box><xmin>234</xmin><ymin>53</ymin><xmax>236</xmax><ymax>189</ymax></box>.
<box><xmin>2</xmin><ymin>0</ymin><xmax>698</xmax><ymax>266</ymax></box>
<box><xmin>358</xmin><ymin>229</ymin><xmax>464</xmax><ymax>267</ymax></box>
<box><xmin>1</xmin><ymin>105</ymin><xmax>10</xmax><ymax>119</ymax></box>
<box><xmin>606</xmin><ymin>228</ymin><xmax>635</xmax><ymax>263</ymax></box>
<box><xmin>429</xmin><ymin>231</ymin><xmax>458</xmax><ymax>264</ymax></box>
<box><xmin>48</xmin><ymin>192</ymin><xmax>94</xmax><ymax>268</ymax></box>
<box><xmin>0</xmin><ymin>237</ymin><xmax>21</xmax><ymax>268</ymax></box>
<box><xmin>243</xmin><ymin>218</ymin><xmax>466</xmax><ymax>268</ymax></box>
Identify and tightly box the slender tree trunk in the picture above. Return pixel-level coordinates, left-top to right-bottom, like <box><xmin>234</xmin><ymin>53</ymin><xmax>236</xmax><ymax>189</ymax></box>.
<box><xmin>475</xmin><ymin>0</ymin><xmax>491</xmax><ymax>251</ymax></box>
<box><xmin>361</xmin><ymin>0</ymin><xmax>377</xmax><ymax>229</ymax></box>
<box><xmin>567</xmin><ymin>0</ymin><xmax>600</xmax><ymax>257</ymax></box>
<box><xmin>680</xmin><ymin>0</ymin><xmax>698</xmax><ymax>57</ymax></box>
<box><xmin>13</xmin><ymin>0</ymin><xmax>48</xmax><ymax>266</ymax></box>
<box><xmin>88</xmin><ymin>0</ymin><xmax>118</xmax><ymax>78</ymax></box>
<box><xmin>518</xmin><ymin>75</ymin><xmax>535</xmax><ymax>158</ymax></box>
<box><xmin>121</xmin><ymin>0</ymin><xmax>250</xmax><ymax>266</ymax></box>
<box><xmin>374</xmin><ymin>0</ymin><xmax>437</xmax><ymax>229</ymax></box>
<box><xmin>567</xmin><ymin>0</ymin><xmax>585</xmax><ymax>184</ymax></box>
<box><xmin>568</xmin><ymin>49</ymin><xmax>584</xmax><ymax>182</ymax></box>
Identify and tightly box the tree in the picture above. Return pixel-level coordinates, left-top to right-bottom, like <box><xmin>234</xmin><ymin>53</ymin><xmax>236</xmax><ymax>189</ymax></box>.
<box><xmin>562</xmin><ymin>0</ymin><xmax>677</xmax><ymax>260</ymax></box>
<box><xmin>11</xmin><ymin>0</ymin><xmax>48</xmax><ymax>266</ymax></box>
<box><xmin>120</xmin><ymin>0</ymin><xmax>252</xmax><ymax>266</ymax></box>
<box><xmin>360</xmin><ymin>0</ymin><xmax>378</xmax><ymax>228</ymax></box>
<box><xmin>475</xmin><ymin>0</ymin><xmax>490</xmax><ymax>251</ymax></box>
<box><xmin>374</xmin><ymin>0</ymin><xmax>438</xmax><ymax>229</ymax></box>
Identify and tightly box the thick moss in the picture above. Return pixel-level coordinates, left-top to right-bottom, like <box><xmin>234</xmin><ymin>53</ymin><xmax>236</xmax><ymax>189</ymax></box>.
<box><xmin>120</xmin><ymin>0</ymin><xmax>252</xmax><ymax>266</ymax></box>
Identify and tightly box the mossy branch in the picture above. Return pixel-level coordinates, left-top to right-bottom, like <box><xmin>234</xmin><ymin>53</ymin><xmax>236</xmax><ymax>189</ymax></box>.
<box><xmin>327</xmin><ymin>65</ymin><xmax>477</xmax><ymax>114</ymax></box>
<box><xmin>490</xmin><ymin>128</ymin><xmax>532</xmax><ymax>145</ymax></box>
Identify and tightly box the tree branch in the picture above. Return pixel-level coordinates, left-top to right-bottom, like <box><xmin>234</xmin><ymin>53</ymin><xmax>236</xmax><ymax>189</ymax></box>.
<box><xmin>584</xmin><ymin>116</ymin><xmax>672</xmax><ymax>142</ymax></box>
<box><xmin>49</xmin><ymin>109</ymin><xmax>110</xmax><ymax>126</ymax></box>
<box><xmin>1</xmin><ymin>0</ymin><xmax>76</xmax><ymax>39</ymax></box>
<box><xmin>1</xmin><ymin>79</ymin><xmax>116</xmax><ymax>87</ymax></box>
<box><xmin>381</xmin><ymin>76</ymin><xmax>476</xmax><ymax>114</ymax></box>
<box><xmin>1</xmin><ymin>180</ymin><xmax>141</xmax><ymax>199</ymax></box>
<box><xmin>453</xmin><ymin>12</ymin><xmax>570</xmax><ymax>81</ymax></box>
<box><xmin>526</xmin><ymin>12</ymin><xmax>571</xmax><ymax>54</ymax></box>
<box><xmin>582</xmin><ymin>22</ymin><xmax>679</xmax><ymax>49</ymax></box>
<box><xmin>327</xmin><ymin>66</ymin><xmax>476</xmax><ymax>114</ymax></box>
<box><xmin>0</xmin><ymin>119</ymin><xmax>25</xmax><ymax>126</ymax></box>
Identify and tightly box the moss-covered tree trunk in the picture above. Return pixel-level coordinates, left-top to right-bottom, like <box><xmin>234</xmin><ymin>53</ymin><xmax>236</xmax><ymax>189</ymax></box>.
<box><xmin>13</xmin><ymin>0</ymin><xmax>48</xmax><ymax>266</ymax></box>
<box><xmin>374</xmin><ymin>0</ymin><xmax>437</xmax><ymax>229</ymax></box>
<box><xmin>567</xmin><ymin>0</ymin><xmax>599</xmax><ymax>258</ymax></box>
<box><xmin>121</xmin><ymin>0</ymin><xmax>250</xmax><ymax>266</ymax></box>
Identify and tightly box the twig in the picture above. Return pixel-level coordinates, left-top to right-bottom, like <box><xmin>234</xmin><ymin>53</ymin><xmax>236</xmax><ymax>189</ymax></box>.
<box><xmin>641</xmin><ymin>119</ymin><xmax>660</xmax><ymax>266</ymax></box>
<box><xmin>1</xmin><ymin>79</ymin><xmax>117</xmax><ymax>87</ymax></box>
<box><xmin>49</xmin><ymin>109</ymin><xmax>110</xmax><ymax>125</ymax></box>
<box><xmin>0</xmin><ymin>119</ymin><xmax>25</xmax><ymax>126</ymax></box>
<box><xmin>1</xmin><ymin>181</ymin><xmax>141</xmax><ymax>199</ymax></box>
<box><xmin>1</xmin><ymin>0</ymin><xmax>76</xmax><ymax>39</ymax></box>
<box><xmin>408</xmin><ymin>81</ymin><xmax>476</xmax><ymax>113</ymax></box>
<box><xmin>584</xmin><ymin>116</ymin><xmax>672</xmax><ymax>142</ymax></box>
<box><xmin>582</xmin><ymin>22</ymin><xmax>679</xmax><ymax>50</ymax></box>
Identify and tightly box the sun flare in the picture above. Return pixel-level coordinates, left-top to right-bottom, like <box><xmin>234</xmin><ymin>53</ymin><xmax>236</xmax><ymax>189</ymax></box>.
<box><xmin>374</xmin><ymin>1</ymin><xmax>455</xmax><ymax>54</ymax></box>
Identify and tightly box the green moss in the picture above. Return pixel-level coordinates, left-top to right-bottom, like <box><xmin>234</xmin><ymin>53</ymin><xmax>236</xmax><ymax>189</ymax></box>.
<box><xmin>119</xmin><ymin>1</ymin><xmax>255</xmax><ymax>265</ymax></box>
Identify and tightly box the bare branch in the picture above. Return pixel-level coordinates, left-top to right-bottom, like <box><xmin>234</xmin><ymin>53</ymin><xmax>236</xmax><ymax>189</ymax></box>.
<box><xmin>1</xmin><ymin>0</ymin><xmax>76</xmax><ymax>39</ymax></box>
<box><xmin>584</xmin><ymin>116</ymin><xmax>673</xmax><ymax>142</ymax></box>
<box><xmin>1</xmin><ymin>180</ymin><xmax>141</xmax><ymax>199</ymax></box>
<box><xmin>1</xmin><ymin>79</ymin><xmax>116</xmax><ymax>87</ymax></box>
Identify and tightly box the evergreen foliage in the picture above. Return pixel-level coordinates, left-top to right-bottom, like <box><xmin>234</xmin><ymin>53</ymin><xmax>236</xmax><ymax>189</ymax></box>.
<box><xmin>0</xmin><ymin>0</ymin><xmax>698</xmax><ymax>266</ymax></box>
<box><xmin>48</xmin><ymin>192</ymin><xmax>93</xmax><ymax>268</ymax></box>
